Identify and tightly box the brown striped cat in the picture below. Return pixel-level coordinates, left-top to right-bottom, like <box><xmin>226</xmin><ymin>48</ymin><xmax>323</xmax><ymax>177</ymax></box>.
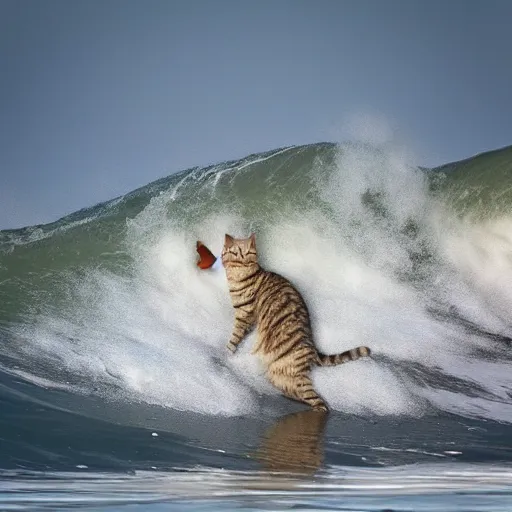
<box><xmin>222</xmin><ymin>233</ymin><xmax>371</xmax><ymax>412</ymax></box>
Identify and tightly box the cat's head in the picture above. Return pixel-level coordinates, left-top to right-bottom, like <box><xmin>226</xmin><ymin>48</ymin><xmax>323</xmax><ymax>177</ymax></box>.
<box><xmin>221</xmin><ymin>233</ymin><xmax>258</xmax><ymax>267</ymax></box>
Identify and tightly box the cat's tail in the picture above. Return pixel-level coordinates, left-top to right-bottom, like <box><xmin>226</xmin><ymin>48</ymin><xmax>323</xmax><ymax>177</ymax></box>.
<box><xmin>315</xmin><ymin>346</ymin><xmax>371</xmax><ymax>367</ymax></box>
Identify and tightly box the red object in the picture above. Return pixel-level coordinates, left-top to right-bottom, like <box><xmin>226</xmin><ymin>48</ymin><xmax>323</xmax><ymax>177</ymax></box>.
<box><xmin>196</xmin><ymin>241</ymin><xmax>217</xmax><ymax>269</ymax></box>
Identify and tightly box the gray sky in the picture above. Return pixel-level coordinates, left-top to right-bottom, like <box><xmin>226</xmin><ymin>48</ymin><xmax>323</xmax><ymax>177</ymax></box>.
<box><xmin>1</xmin><ymin>0</ymin><xmax>511</xmax><ymax>229</ymax></box>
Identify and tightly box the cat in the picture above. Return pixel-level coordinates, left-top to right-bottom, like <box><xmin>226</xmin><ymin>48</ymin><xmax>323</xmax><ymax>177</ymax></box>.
<box><xmin>221</xmin><ymin>233</ymin><xmax>371</xmax><ymax>412</ymax></box>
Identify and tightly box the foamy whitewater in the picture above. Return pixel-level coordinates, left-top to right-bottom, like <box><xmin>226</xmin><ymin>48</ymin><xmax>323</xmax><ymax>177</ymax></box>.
<box><xmin>1</xmin><ymin>140</ymin><xmax>512</xmax><ymax>510</ymax></box>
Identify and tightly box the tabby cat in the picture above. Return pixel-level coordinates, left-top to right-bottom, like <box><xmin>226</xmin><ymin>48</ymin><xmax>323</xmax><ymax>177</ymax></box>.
<box><xmin>222</xmin><ymin>233</ymin><xmax>371</xmax><ymax>412</ymax></box>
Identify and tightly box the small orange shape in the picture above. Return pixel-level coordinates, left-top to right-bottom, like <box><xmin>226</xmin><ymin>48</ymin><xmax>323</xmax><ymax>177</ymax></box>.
<box><xmin>196</xmin><ymin>241</ymin><xmax>217</xmax><ymax>269</ymax></box>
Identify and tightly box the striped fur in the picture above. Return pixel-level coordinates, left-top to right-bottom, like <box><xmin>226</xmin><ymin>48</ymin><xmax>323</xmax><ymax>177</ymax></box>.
<box><xmin>222</xmin><ymin>233</ymin><xmax>371</xmax><ymax>412</ymax></box>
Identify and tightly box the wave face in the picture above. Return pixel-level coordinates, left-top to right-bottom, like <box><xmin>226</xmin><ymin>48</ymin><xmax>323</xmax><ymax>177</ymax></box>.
<box><xmin>1</xmin><ymin>142</ymin><xmax>512</xmax><ymax>425</ymax></box>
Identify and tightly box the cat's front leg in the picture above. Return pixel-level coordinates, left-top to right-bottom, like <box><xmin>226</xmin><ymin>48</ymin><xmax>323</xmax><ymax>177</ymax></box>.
<box><xmin>227</xmin><ymin>309</ymin><xmax>254</xmax><ymax>353</ymax></box>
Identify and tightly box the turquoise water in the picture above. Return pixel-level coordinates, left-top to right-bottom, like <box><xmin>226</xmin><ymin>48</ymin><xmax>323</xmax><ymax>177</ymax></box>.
<box><xmin>1</xmin><ymin>141</ymin><xmax>512</xmax><ymax>510</ymax></box>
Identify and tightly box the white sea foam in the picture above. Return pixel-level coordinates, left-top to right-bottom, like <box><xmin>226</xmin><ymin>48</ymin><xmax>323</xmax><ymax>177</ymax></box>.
<box><xmin>2</xmin><ymin>463</ymin><xmax>512</xmax><ymax>509</ymax></box>
<box><xmin>11</xmin><ymin>142</ymin><xmax>512</xmax><ymax>419</ymax></box>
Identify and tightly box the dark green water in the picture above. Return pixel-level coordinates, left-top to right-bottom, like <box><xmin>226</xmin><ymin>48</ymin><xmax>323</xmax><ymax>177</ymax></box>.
<box><xmin>1</xmin><ymin>142</ymin><xmax>512</xmax><ymax>510</ymax></box>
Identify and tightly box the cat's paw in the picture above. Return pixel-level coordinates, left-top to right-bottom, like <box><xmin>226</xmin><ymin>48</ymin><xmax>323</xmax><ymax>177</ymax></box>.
<box><xmin>226</xmin><ymin>341</ymin><xmax>237</xmax><ymax>353</ymax></box>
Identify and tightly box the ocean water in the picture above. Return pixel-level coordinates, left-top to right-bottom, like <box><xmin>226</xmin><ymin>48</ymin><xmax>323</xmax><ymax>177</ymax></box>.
<box><xmin>1</xmin><ymin>141</ymin><xmax>512</xmax><ymax>510</ymax></box>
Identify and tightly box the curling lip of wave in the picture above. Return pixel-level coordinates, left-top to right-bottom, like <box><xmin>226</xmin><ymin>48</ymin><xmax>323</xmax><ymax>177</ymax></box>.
<box><xmin>1</xmin><ymin>141</ymin><xmax>512</xmax><ymax>420</ymax></box>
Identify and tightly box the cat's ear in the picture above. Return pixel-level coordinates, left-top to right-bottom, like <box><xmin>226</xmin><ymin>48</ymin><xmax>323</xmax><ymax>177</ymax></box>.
<box><xmin>249</xmin><ymin>233</ymin><xmax>256</xmax><ymax>247</ymax></box>
<box><xmin>225</xmin><ymin>234</ymin><xmax>234</xmax><ymax>247</ymax></box>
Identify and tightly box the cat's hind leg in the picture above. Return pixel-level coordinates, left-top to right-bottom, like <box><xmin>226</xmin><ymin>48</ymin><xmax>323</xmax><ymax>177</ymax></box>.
<box><xmin>294</xmin><ymin>374</ymin><xmax>328</xmax><ymax>412</ymax></box>
<box><xmin>267</xmin><ymin>368</ymin><xmax>328</xmax><ymax>412</ymax></box>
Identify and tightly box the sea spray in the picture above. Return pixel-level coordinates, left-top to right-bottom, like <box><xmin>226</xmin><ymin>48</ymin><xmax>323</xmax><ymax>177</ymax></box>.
<box><xmin>1</xmin><ymin>142</ymin><xmax>512</xmax><ymax>421</ymax></box>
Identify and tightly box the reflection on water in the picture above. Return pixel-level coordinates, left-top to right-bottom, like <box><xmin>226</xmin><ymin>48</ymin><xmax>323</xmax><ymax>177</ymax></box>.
<box><xmin>254</xmin><ymin>410</ymin><xmax>328</xmax><ymax>474</ymax></box>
